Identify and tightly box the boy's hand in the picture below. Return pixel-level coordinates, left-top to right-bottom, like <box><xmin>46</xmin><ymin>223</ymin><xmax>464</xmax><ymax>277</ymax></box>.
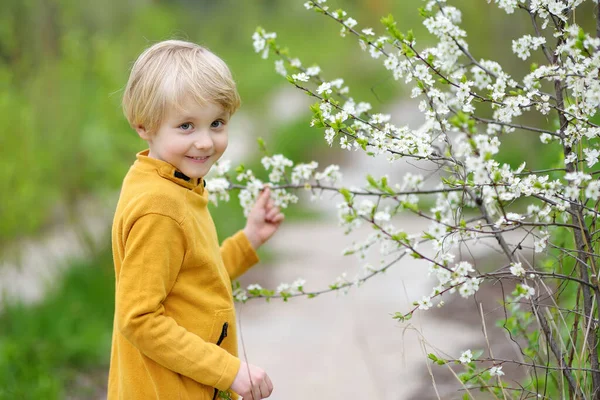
<box><xmin>230</xmin><ymin>361</ymin><xmax>273</xmax><ymax>399</ymax></box>
<box><xmin>243</xmin><ymin>187</ymin><xmax>284</xmax><ymax>250</ymax></box>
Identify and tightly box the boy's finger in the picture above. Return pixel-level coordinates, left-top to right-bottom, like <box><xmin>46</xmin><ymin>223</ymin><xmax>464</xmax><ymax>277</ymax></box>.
<box><xmin>255</xmin><ymin>188</ymin><xmax>270</xmax><ymax>206</ymax></box>
<box><xmin>259</xmin><ymin>381</ymin><xmax>270</xmax><ymax>398</ymax></box>
<box><xmin>266</xmin><ymin>208</ymin><xmax>279</xmax><ymax>221</ymax></box>
<box><xmin>265</xmin><ymin>374</ymin><xmax>274</xmax><ymax>394</ymax></box>
<box><xmin>252</xmin><ymin>386</ymin><xmax>261</xmax><ymax>400</ymax></box>
<box><xmin>271</xmin><ymin>213</ymin><xmax>284</xmax><ymax>223</ymax></box>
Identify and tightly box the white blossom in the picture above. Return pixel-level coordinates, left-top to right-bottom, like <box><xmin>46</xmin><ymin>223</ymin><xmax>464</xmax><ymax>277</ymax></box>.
<box><xmin>362</xmin><ymin>28</ymin><xmax>375</xmax><ymax>36</ymax></box>
<box><xmin>490</xmin><ymin>366</ymin><xmax>505</xmax><ymax>377</ymax></box>
<box><xmin>233</xmin><ymin>288</ymin><xmax>248</xmax><ymax>302</ymax></box>
<box><xmin>277</xmin><ymin>283</ymin><xmax>292</xmax><ymax>295</ymax></box>
<box><xmin>584</xmin><ymin>148</ymin><xmax>600</xmax><ymax>168</ymax></box>
<box><xmin>247</xmin><ymin>284</ymin><xmax>263</xmax><ymax>291</ymax></box>
<box><xmin>516</xmin><ymin>283</ymin><xmax>536</xmax><ymax>300</ymax></box>
<box><xmin>458</xmin><ymin>277</ymin><xmax>481</xmax><ymax>298</ymax></box>
<box><xmin>344</xmin><ymin>17</ymin><xmax>357</xmax><ymax>28</ymax></box>
<box><xmin>459</xmin><ymin>349</ymin><xmax>473</xmax><ymax>364</ymax></box>
<box><xmin>292</xmin><ymin>72</ymin><xmax>310</xmax><ymax>82</ymax></box>
<box><xmin>275</xmin><ymin>60</ymin><xmax>287</xmax><ymax>76</ymax></box>
<box><xmin>374</xmin><ymin>211</ymin><xmax>391</xmax><ymax>223</ymax></box>
<box><xmin>417</xmin><ymin>296</ymin><xmax>433</xmax><ymax>310</ymax></box>
<box><xmin>509</xmin><ymin>262</ymin><xmax>525</xmax><ymax>278</ymax></box>
<box><xmin>324</xmin><ymin>127</ymin><xmax>336</xmax><ymax>146</ymax></box>
<box><xmin>292</xmin><ymin>279</ymin><xmax>306</xmax><ymax>292</ymax></box>
<box><xmin>306</xmin><ymin>66</ymin><xmax>321</xmax><ymax>76</ymax></box>
<box><xmin>586</xmin><ymin>180</ymin><xmax>600</xmax><ymax>201</ymax></box>
<box><xmin>317</xmin><ymin>82</ymin><xmax>332</xmax><ymax>95</ymax></box>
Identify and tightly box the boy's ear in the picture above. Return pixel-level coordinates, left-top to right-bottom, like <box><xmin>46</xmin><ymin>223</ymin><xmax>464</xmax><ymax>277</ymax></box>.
<box><xmin>135</xmin><ymin>125</ymin><xmax>151</xmax><ymax>141</ymax></box>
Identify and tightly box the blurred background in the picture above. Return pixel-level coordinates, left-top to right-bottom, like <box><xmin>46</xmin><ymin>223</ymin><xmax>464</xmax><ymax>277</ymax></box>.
<box><xmin>0</xmin><ymin>0</ymin><xmax>596</xmax><ymax>399</ymax></box>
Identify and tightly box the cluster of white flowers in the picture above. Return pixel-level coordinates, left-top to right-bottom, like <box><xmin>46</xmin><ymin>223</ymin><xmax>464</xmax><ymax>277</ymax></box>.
<box><xmin>212</xmin><ymin>160</ymin><xmax>231</xmax><ymax>176</ymax></box>
<box><xmin>252</xmin><ymin>30</ymin><xmax>276</xmax><ymax>59</ymax></box>
<box><xmin>237</xmin><ymin>175</ymin><xmax>264</xmax><ymax>217</ymax></box>
<box><xmin>271</xmin><ymin>188</ymin><xmax>299</xmax><ymax>209</ymax></box>
<box><xmin>315</xmin><ymin>164</ymin><xmax>342</xmax><ymax>183</ymax></box>
<box><xmin>303</xmin><ymin>0</ymin><xmax>328</xmax><ymax>9</ymax></box>
<box><xmin>291</xmin><ymin>162</ymin><xmax>319</xmax><ymax>185</ymax></box>
<box><xmin>233</xmin><ymin>287</ymin><xmax>248</xmax><ymax>303</ymax></box>
<box><xmin>490</xmin><ymin>0</ymin><xmax>525</xmax><ymax>14</ymax></box>
<box><xmin>512</xmin><ymin>35</ymin><xmax>546</xmax><ymax>60</ymax></box>
<box><xmin>292</xmin><ymin>72</ymin><xmax>310</xmax><ymax>82</ymax></box>
<box><xmin>205</xmin><ymin>178</ymin><xmax>230</xmax><ymax>205</ymax></box>
<box><xmin>205</xmin><ymin>160</ymin><xmax>233</xmax><ymax>205</ymax></box>
<box><xmin>515</xmin><ymin>283</ymin><xmax>536</xmax><ymax>301</ymax></box>
<box><xmin>277</xmin><ymin>278</ymin><xmax>306</xmax><ymax>296</ymax></box>
<box><xmin>261</xmin><ymin>154</ymin><xmax>293</xmax><ymax>183</ymax></box>
<box><xmin>427</xmin><ymin>261</ymin><xmax>481</xmax><ymax>300</ymax></box>
<box><xmin>237</xmin><ymin>169</ymin><xmax>299</xmax><ymax>215</ymax></box>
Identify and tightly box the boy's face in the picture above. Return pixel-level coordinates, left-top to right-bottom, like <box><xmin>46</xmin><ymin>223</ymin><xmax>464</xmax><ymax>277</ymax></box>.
<box><xmin>137</xmin><ymin>97</ymin><xmax>229</xmax><ymax>179</ymax></box>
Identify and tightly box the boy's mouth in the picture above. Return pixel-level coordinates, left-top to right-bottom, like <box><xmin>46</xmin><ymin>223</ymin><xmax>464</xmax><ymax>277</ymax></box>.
<box><xmin>186</xmin><ymin>155</ymin><xmax>210</xmax><ymax>161</ymax></box>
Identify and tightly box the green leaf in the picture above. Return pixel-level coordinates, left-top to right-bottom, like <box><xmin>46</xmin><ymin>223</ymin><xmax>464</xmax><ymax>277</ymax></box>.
<box><xmin>366</xmin><ymin>174</ymin><xmax>379</xmax><ymax>189</ymax></box>
<box><xmin>401</xmin><ymin>43</ymin><xmax>415</xmax><ymax>58</ymax></box>
<box><xmin>392</xmin><ymin>232</ymin><xmax>408</xmax><ymax>242</ymax></box>
<box><xmin>340</xmin><ymin>187</ymin><xmax>353</xmax><ymax>203</ymax></box>
<box><xmin>257</xmin><ymin>137</ymin><xmax>267</xmax><ymax>152</ymax></box>
<box><xmin>417</xmin><ymin>7</ymin><xmax>431</xmax><ymax>18</ymax></box>
<box><xmin>355</xmin><ymin>137</ymin><xmax>368</xmax><ymax>151</ymax></box>
<box><xmin>530</xmin><ymin>62</ymin><xmax>538</xmax><ymax>72</ymax></box>
<box><xmin>380</xmin><ymin>14</ymin><xmax>404</xmax><ymax>41</ymax></box>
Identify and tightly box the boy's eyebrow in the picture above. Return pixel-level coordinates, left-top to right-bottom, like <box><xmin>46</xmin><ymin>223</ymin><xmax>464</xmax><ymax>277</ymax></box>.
<box><xmin>179</xmin><ymin>112</ymin><xmax>230</xmax><ymax>121</ymax></box>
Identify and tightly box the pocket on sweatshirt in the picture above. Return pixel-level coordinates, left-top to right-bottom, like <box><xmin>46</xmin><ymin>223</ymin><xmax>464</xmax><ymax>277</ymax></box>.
<box><xmin>209</xmin><ymin>308</ymin><xmax>234</xmax><ymax>346</ymax></box>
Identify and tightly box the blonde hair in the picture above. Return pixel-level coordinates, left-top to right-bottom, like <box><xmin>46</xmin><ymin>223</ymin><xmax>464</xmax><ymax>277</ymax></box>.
<box><xmin>122</xmin><ymin>40</ymin><xmax>241</xmax><ymax>133</ymax></box>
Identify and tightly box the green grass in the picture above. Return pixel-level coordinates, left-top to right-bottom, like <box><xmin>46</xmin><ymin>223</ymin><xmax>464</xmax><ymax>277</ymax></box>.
<box><xmin>0</xmin><ymin>248</ymin><xmax>115</xmax><ymax>400</ymax></box>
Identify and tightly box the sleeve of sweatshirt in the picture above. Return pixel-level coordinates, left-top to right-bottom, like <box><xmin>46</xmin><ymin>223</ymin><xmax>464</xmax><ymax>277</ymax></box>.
<box><xmin>116</xmin><ymin>213</ymin><xmax>240</xmax><ymax>391</ymax></box>
<box><xmin>220</xmin><ymin>230</ymin><xmax>260</xmax><ymax>280</ymax></box>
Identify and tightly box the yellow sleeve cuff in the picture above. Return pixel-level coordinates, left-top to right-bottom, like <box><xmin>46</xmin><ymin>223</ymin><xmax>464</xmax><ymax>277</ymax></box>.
<box><xmin>214</xmin><ymin>354</ymin><xmax>241</xmax><ymax>391</ymax></box>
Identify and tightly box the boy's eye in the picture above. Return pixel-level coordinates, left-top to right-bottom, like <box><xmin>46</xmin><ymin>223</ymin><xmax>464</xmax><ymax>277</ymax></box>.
<box><xmin>179</xmin><ymin>123</ymin><xmax>193</xmax><ymax>131</ymax></box>
<box><xmin>211</xmin><ymin>120</ymin><xmax>224</xmax><ymax>128</ymax></box>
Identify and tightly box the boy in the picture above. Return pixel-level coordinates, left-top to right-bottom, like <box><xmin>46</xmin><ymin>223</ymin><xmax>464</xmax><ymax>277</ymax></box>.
<box><xmin>108</xmin><ymin>40</ymin><xmax>281</xmax><ymax>400</ymax></box>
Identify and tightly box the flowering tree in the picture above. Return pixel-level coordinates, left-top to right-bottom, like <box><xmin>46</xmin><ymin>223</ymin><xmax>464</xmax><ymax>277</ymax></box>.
<box><xmin>207</xmin><ymin>0</ymin><xmax>600</xmax><ymax>398</ymax></box>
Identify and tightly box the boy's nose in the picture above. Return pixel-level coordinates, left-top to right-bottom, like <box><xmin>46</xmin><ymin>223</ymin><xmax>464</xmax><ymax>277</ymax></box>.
<box><xmin>193</xmin><ymin>134</ymin><xmax>213</xmax><ymax>150</ymax></box>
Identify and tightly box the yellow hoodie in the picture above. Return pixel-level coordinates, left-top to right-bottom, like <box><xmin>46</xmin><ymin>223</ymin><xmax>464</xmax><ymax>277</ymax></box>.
<box><xmin>108</xmin><ymin>150</ymin><xmax>258</xmax><ymax>400</ymax></box>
